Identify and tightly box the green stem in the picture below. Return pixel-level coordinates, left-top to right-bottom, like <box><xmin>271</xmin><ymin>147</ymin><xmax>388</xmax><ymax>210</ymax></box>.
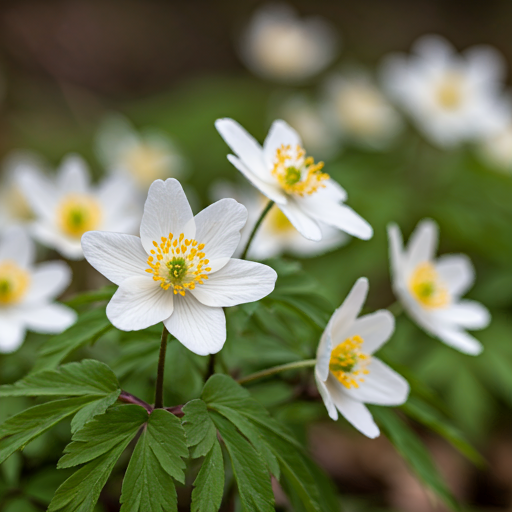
<box><xmin>154</xmin><ymin>325</ymin><xmax>169</xmax><ymax>409</ymax></box>
<box><xmin>241</xmin><ymin>200</ymin><xmax>274</xmax><ymax>260</ymax></box>
<box><xmin>237</xmin><ymin>359</ymin><xmax>316</xmax><ymax>385</ymax></box>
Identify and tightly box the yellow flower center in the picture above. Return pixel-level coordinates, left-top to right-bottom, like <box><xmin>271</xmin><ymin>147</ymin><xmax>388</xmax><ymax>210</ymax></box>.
<box><xmin>436</xmin><ymin>73</ymin><xmax>464</xmax><ymax>110</ymax></box>
<box><xmin>272</xmin><ymin>144</ymin><xmax>328</xmax><ymax>196</ymax></box>
<box><xmin>145</xmin><ymin>233</ymin><xmax>211</xmax><ymax>296</ymax></box>
<box><xmin>0</xmin><ymin>261</ymin><xmax>30</xmax><ymax>306</ymax></box>
<box><xmin>123</xmin><ymin>144</ymin><xmax>169</xmax><ymax>188</ymax></box>
<box><xmin>329</xmin><ymin>335</ymin><xmax>370</xmax><ymax>389</ymax></box>
<box><xmin>57</xmin><ymin>194</ymin><xmax>102</xmax><ymax>238</ymax></box>
<box><xmin>408</xmin><ymin>262</ymin><xmax>450</xmax><ymax>309</ymax></box>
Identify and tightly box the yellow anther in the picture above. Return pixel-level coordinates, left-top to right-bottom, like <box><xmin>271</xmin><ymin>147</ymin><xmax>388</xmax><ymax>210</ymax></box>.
<box><xmin>409</xmin><ymin>262</ymin><xmax>450</xmax><ymax>309</ymax></box>
<box><xmin>329</xmin><ymin>335</ymin><xmax>369</xmax><ymax>389</ymax></box>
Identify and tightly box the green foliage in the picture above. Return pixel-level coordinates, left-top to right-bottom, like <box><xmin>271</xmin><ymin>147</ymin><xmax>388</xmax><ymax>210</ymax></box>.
<box><xmin>371</xmin><ymin>407</ymin><xmax>460</xmax><ymax>511</ymax></box>
<box><xmin>182</xmin><ymin>399</ymin><xmax>217</xmax><ymax>458</ymax></box>
<box><xmin>120</xmin><ymin>409</ymin><xmax>188</xmax><ymax>512</ymax></box>
<box><xmin>34</xmin><ymin>308</ymin><xmax>113</xmax><ymax>372</ymax></box>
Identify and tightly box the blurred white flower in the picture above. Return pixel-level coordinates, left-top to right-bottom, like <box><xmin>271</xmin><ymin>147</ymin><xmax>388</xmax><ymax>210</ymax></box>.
<box><xmin>388</xmin><ymin>220</ymin><xmax>490</xmax><ymax>355</ymax></box>
<box><xmin>381</xmin><ymin>35</ymin><xmax>510</xmax><ymax>147</ymax></box>
<box><xmin>315</xmin><ymin>277</ymin><xmax>409</xmax><ymax>438</ymax></box>
<box><xmin>324</xmin><ymin>70</ymin><xmax>403</xmax><ymax>149</ymax></box>
<box><xmin>82</xmin><ymin>179</ymin><xmax>277</xmax><ymax>356</ymax></box>
<box><xmin>276</xmin><ymin>95</ymin><xmax>340</xmax><ymax>158</ymax></box>
<box><xmin>0</xmin><ymin>152</ymin><xmax>44</xmax><ymax>229</ymax></box>
<box><xmin>95</xmin><ymin>114</ymin><xmax>186</xmax><ymax>191</ymax></box>
<box><xmin>215</xmin><ymin>118</ymin><xmax>372</xmax><ymax>242</ymax></box>
<box><xmin>0</xmin><ymin>227</ymin><xmax>76</xmax><ymax>353</ymax></box>
<box><xmin>211</xmin><ymin>181</ymin><xmax>346</xmax><ymax>260</ymax></box>
<box><xmin>240</xmin><ymin>3</ymin><xmax>339</xmax><ymax>83</ymax></box>
<box><xmin>479</xmin><ymin>122</ymin><xmax>512</xmax><ymax>173</ymax></box>
<box><xmin>19</xmin><ymin>154</ymin><xmax>140</xmax><ymax>260</ymax></box>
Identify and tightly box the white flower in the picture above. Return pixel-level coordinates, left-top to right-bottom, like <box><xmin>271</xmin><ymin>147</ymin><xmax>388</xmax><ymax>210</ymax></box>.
<box><xmin>239</xmin><ymin>3</ymin><xmax>339</xmax><ymax>83</ymax></box>
<box><xmin>388</xmin><ymin>220</ymin><xmax>490</xmax><ymax>355</ymax></box>
<box><xmin>211</xmin><ymin>181</ymin><xmax>346</xmax><ymax>259</ymax></box>
<box><xmin>82</xmin><ymin>179</ymin><xmax>277</xmax><ymax>356</ymax></box>
<box><xmin>95</xmin><ymin>114</ymin><xmax>186</xmax><ymax>191</ymax></box>
<box><xmin>19</xmin><ymin>154</ymin><xmax>140</xmax><ymax>260</ymax></box>
<box><xmin>0</xmin><ymin>227</ymin><xmax>76</xmax><ymax>353</ymax></box>
<box><xmin>215</xmin><ymin>118</ymin><xmax>372</xmax><ymax>242</ymax></box>
<box><xmin>276</xmin><ymin>94</ymin><xmax>340</xmax><ymax>158</ymax></box>
<box><xmin>479</xmin><ymin>122</ymin><xmax>512</xmax><ymax>173</ymax></box>
<box><xmin>324</xmin><ymin>70</ymin><xmax>402</xmax><ymax>150</ymax></box>
<box><xmin>381</xmin><ymin>35</ymin><xmax>510</xmax><ymax>147</ymax></box>
<box><xmin>315</xmin><ymin>277</ymin><xmax>409</xmax><ymax>438</ymax></box>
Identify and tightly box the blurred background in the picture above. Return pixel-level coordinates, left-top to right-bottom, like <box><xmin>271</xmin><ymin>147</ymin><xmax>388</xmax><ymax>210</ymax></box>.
<box><xmin>1</xmin><ymin>0</ymin><xmax>512</xmax><ymax>511</ymax></box>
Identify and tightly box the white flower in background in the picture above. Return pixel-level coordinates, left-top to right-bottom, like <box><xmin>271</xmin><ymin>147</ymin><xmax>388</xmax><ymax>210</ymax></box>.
<box><xmin>388</xmin><ymin>220</ymin><xmax>490</xmax><ymax>355</ymax></box>
<box><xmin>240</xmin><ymin>3</ymin><xmax>339</xmax><ymax>83</ymax></box>
<box><xmin>315</xmin><ymin>277</ymin><xmax>409</xmax><ymax>438</ymax></box>
<box><xmin>82</xmin><ymin>179</ymin><xmax>277</xmax><ymax>356</ymax></box>
<box><xmin>276</xmin><ymin>95</ymin><xmax>340</xmax><ymax>158</ymax></box>
<box><xmin>95</xmin><ymin>114</ymin><xmax>186</xmax><ymax>191</ymax></box>
<box><xmin>324</xmin><ymin>70</ymin><xmax>402</xmax><ymax>150</ymax></box>
<box><xmin>215</xmin><ymin>118</ymin><xmax>373</xmax><ymax>242</ymax></box>
<box><xmin>381</xmin><ymin>35</ymin><xmax>510</xmax><ymax>147</ymax></box>
<box><xmin>0</xmin><ymin>151</ymin><xmax>45</xmax><ymax>229</ymax></box>
<box><xmin>0</xmin><ymin>227</ymin><xmax>76</xmax><ymax>353</ymax></box>
<box><xmin>211</xmin><ymin>181</ymin><xmax>346</xmax><ymax>259</ymax></box>
<box><xmin>479</xmin><ymin>122</ymin><xmax>512</xmax><ymax>173</ymax></box>
<box><xmin>19</xmin><ymin>154</ymin><xmax>140</xmax><ymax>260</ymax></box>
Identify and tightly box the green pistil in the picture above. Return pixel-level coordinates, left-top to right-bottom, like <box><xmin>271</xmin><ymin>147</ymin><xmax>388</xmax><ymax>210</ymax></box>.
<box><xmin>416</xmin><ymin>282</ymin><xmax>435</xmax><ymax>298</ymax></box>
<box><xmin>330</xmin><ymin>358</ymin><xmax>355</xmax><ymax>374</ymax></box>
<box><xmin>167</xmin><ymin>257</ymin><xmax>187</xmax><ymax>282</ymax></box>
<box><xmin>0</xmin><ymin>279</ymin><xmax>10</xmax><ymax>297</ymax></box>
<box><xmin>284</xmin><ymin>166</ymin><xmax>302</xmax><ymax>186</ymax></box>
<box><xmin>69</xmin><ymin>208</ymin><xmax>86</xmax><ymax>228</ymax></box>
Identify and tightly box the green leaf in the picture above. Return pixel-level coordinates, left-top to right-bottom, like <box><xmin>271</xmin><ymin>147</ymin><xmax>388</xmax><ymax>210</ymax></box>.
<box><xmin>191</xmin><ymin>440</ymin><xmax>224</xmax><ymax>512</ymax></box>
<box><xmin>70</xmin><ymin>392</ymin><xmax>121</xmax><ymax>434</ymax></box>
<box><xmin>120</xmin><ymin>409</ymin><xmax>188</xmax><ymax>512</ymax></box>
<box><xmin>64</xmin><ymin>286</ymin><xmax>116</xmax><ymax>309</ymax></box>
<box><xmin>0</xmin><ymin>396</ymin><xmax>98</xmax><ymax>464</ymax></box>
<box><xmin>34</xmin><ymin>308</ymin><xmax>112</xmax><ymax>372</ymax></box>
<box><xmin>0</xmin><ymin>359</ymin><xmax>120</xmax><ymax>397</ymax></box>
<box><xmin>371</xmin><ymin>407</ymin><xmax>460</xmax><ymax>511</ymax></box>
<box><xmin>182</xmin><ymin>399</ymin><xmax>217</xmax><ymax>458</ymax></box>
<box><xmin>268</xmin><ymin>293</ymin><xmax>331</xmax><ymax>329</ymax></box>
<box><xmin>401</xmin><ymin>396</ymin><xmax>485</xmax><ymax>467</ymax></box>
<box><xmin>49</xmin><ymin>405</ymin><xmax>147</xmax><ymax>512</ymax></box>
<box><xmin>209</xmin><ymin>412</ymin><xmax>275</xmax><ymax>512</ymax></box>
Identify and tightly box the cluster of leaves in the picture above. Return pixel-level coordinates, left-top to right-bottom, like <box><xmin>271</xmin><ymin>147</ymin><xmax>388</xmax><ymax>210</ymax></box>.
<box><xmin>0</xmin><ymin>265</ymin><xmax>486</xmax><ymax>511</ymax></box>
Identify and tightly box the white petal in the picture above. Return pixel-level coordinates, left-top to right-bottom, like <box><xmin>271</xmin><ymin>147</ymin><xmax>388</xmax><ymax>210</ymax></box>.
<box><xmin>299</xmin><ymin>196</ymin><xmax>373</xmax><ymax>240</ymax></box>
<box><xmin>215</xmin><ymin>118</ymin><xmax>269</xmax><ymax>179</ymax></box>
<box><xmin>466</xmin><ymin>45</ymin><xmax>506</xmax><ymax>85</ymax></box>
<box><xmin>164</xmin><ymin>294</ymin><xmax>226</xmax><ymax>356</ymax></box>
<box><xmin>227</xmin><ymin>155</ymin><xmax>286</xmax><ymax>205</ymax></box>
<box><xmin>106</xmin><ymin>276</ymin><xmax>174</xmax><ymax>331</ymax></box>
<box><xmin>435</xmin><ymin>327</ymin><xmax>483</xmax><ymax>355</ymax></box>
<box><xmin>343</xmin><ymin>358</ymin><xmax>409</xmax><ymax>406</ymax></box>
<box><xmin>331</xmin><ymin>278</ymin><xmax>369</xmax><ymax>343</ymax></box>
<box><xmin>315</xmin><ymin>372</ymin><xmax>337</xmax><ymax>420</ymax></box>
<box><xmin>320</xmin><ymin>179</ymin><xmax>347</xmax><ymax>203</ymax></box>
<box><xmin>96</xmin><ymin>174</ymin><xmax>139</xmax><ymax>219</ymax></box>
<box><xmin>0</xmin><ymin>226</ymin><xmax>35</xmax><ymax>267</ymax></box>
<box><xmin>326</xmin><ymin>375</ymin><xmax>380</xmax><ymax>438</ymax></box>
<box><xmin>193</xmin><ymin>199</ymin><xmax>248</xmax><ymax>270</ymax></box>
<box><xmin>278</xmin><ymin>200</ymin><xmax>322</xmax><ymax>241</ymax></box>
<box><xmin>23</xmin><ymin>303</ymin><xmax>77</xmax><ymax>334</ymax></box>
<box><xmin>405</xmin><ymin>219</ymin><xmax>438</xmax><ymax>275</ymax></box>
<box><xmin>387</xmin><ymin>223</ymin><xmax>405</xmax><ymax>287</ymax></box>
<box><xmin>316</xmin><ymin>320</ymin><xmax>333</xmax><ymax>382</ymax></box>
<box><xmin>345</xmin><ymin>310</ymin><xmax>395</xmax><ymax>355</ymax></box>
<box><xmin>17</xmin><ymin>166</ymin><xmax>58</xmax><ymax>221</ymax></box>
<box><xmin>434</xmin><ymin>300</ymin><xmax>490</xmax><ymax>330</ymax></box>
<box><xmin>435</xmin><ymin>254</ymin><xmax>474</xmax><ymax>297</ymax></box>
<box><xmin>262</xmin><ymin>120</ymin><xmax>302</xmax><ymax>169</ymax></box>
<box><xmin>57</xmin><ymin>154</ymin><xmax>91</xmax><ymax>194</ymax></box>
<box><xmin>82</xmin><ymin>231</ymin><xmax>148</xmax><ymax>286</ymax></box>
<box><xmin>32</xmin><ymin>223</ymin><xmax>84</xmax><ymax>260</ymax></box>
<box><xmin>190</xmin><ymin>259</ymin><xmax>277</xmax><ymax>307</ymax></box>
<box><xmin>413</xmin><ymin>34</ymin><xmax>454</xmax><ymax>67</ymax></box>
<box><xmin>0</xmin><ymin>318</ymin><xmax>26</xmax><ymax>353</ymax></box>
<box><xmin>140</xmin><ymin>179</ymin><xmax>194</xmax><ymax>255</ymax></box>
<box><xmin>23</xmin><ymin>261</ymin><xmax>72</xmax><ymax>304</ymax></box>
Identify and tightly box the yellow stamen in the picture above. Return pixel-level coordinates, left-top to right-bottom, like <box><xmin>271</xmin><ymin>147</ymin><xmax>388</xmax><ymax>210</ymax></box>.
<box><xmin>436</xmin><ymin>73</ymin><xmax>464</xmax><ymax>110</ymax></box>
<box><xmin>409</xmin><ymin>262</ymin><xmax>450</xmax><ymax>309</ymax></box>
<box><xmin>0</xmin><ymin>261</ymin><xmax>30</xmax><ymax>306</ymax></box>
<box><xmin>329</xmin><ymin>335</ymin><xmax>370</xmax><ymax>389</ymax></box>
<box><xmin>272</xmin><ymin>144</ymin><xmax>329</xmax><ymax>197</ymax></box>
<box><xmin>57</xmin><ymin>194</ymin><xmax>101</xmax><ymax>238</ymax></box>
